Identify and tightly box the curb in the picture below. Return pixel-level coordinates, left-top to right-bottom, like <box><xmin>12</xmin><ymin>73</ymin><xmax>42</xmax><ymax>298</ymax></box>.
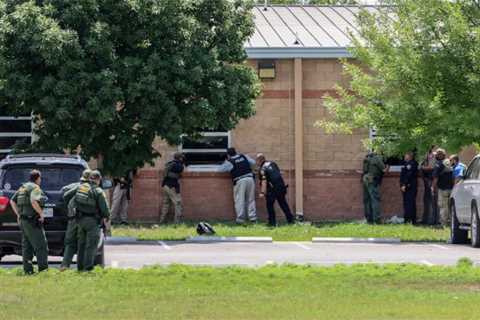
<box><xmin>312</xmin><ymin>237</ymin><xmax>401</xmax><ymax>244</ymax></box>
<box><xmin>105</xmin><ymin>237</ymin><xmax>139</xmax><ymax>245</ymax></box>
<box><xmin>186</xmin><ymin>236</ymin><xmax>273</xmax><ymax>243</ymax></box>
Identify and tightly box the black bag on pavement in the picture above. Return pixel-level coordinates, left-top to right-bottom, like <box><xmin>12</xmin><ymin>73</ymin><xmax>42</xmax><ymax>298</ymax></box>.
<box><xmin>196</xmin><ymin>222</ymin><xmax>216</xmax><ymax>235</ymax></box>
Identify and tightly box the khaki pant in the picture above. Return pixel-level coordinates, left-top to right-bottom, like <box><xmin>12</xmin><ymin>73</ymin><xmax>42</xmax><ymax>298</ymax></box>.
<box><xmin>161</xmin><ymin>186</ymin><xmax>182</xmax><ymax>223</ymax></box>
<box><xmin>233</xmin><ymin>177</ymin><xmax>256</xmax><ymax>223</ymax></box>
<box><xmin>111</xmin><ymin>184</ymin><xmax>129</xmax><ymax>223</ymax></box>
<box><xmin>438</xmin><ymin>189</ymin><xmax>451</xmax><ymax>227</ymax></box>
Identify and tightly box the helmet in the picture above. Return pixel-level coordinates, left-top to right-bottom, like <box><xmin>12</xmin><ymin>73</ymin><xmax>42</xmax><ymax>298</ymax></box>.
<box><xmin>81</xmin><ymin>169</ymin><xmax>92</xmax><ymax>181</ymax></box>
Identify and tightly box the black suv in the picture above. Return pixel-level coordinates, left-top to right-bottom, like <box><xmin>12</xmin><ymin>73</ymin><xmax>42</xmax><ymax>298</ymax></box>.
<box><xmin>0</xmin><ymin>154</ymin><xmax>105</xmax><ymax>266</ymax></box>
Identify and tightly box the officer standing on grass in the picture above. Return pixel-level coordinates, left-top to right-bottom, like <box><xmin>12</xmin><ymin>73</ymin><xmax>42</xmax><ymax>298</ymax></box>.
<box><xmin>219</xmin><ymin>148</ymin><xmax>257</xmax><ymax>224</ymax></box>
<box><xmin>10</xmin><ymin>170</ymin><xmax>49</xmax><ymax>274</ymax></box>
<box><xmin>400</xmin><ymin>152</ymin><xmax>418</xmax><ymax>224</ymax></box>
<box><xmin>160</xmin><ymin>152</ymin><xmax>185</xmax><ymax>224</ymax></box>
<box><xmin>432</xmin><ymin>149</ymin><xmax>454</xmax><ymax>227</ymax></box>
<box><xmin>60</xmin><ymin>169</ymin><xmax>91</xmax><ymax>271</ymax></box>
<box><xmin>65</xmin><ymin>170</ymin><xmax>110</xmax><ymax>271</ymax></box>
<box><xmin>362</xmin><ymin>151</ymin><xmax>387</xmax><ymax>224</ymax></box>
<box><xmin>256</xmin><ymin>154</ymin><xmax>294</xmax><ymax>226</ymax></box>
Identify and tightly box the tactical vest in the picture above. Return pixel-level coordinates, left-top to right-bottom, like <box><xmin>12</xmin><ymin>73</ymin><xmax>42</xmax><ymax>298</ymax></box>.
<box><xmin>74</xmin><ymin>182</ymin><xmax>99</xmax><ymax>215</ymax></box>
<box><xmin>229</xmin><ymin>155</ymin><xmax>253</xmax><ymax>181</ymax></box>
<box><xmin>363</xmin><ymin>154</ymin><xmax>384</xmax><ymax>178</ymax></box>
<box><xmin>164</xmin><ymin>161</ymin><xmax>181</xmax><ymax>180</ymax></box>
<box><xmin>262</xmin><ymin>162</ymin><xmax>286</xmax><ymax>190</ymax></box>
<box><xmin>16</xmin><ymin>182</ymin><xmax>37</xmax><ymax>218</ymax></box>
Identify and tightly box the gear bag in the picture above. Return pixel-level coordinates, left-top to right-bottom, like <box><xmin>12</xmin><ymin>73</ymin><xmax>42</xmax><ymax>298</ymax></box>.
<box><xmin>196</xmin><ymin>222</ymin><xmax>216</xmax><ymax>235</ymax></box>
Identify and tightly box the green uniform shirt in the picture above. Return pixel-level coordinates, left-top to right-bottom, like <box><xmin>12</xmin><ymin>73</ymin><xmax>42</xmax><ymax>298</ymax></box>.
<box><xmin>363</xmin><ymin>153</ymin><xmax>385</xmax><ymax>178</ymax></box>
<box><xmin>12</xmin><ymin>182</ymin><xmax>44</xmax><ymax>217</ymax></box>
<box><xmin>63</xmin><ymin>182</ymin><xmax>110</xmax><ymax>219</ymax></box>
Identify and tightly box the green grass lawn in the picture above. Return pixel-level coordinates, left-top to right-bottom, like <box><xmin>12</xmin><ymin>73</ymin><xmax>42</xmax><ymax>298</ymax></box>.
<box><xmin>1</xmin><ymin>263</ymin><xmax>479</xmax><ymax>320</ymax></box>
<box><xmin>112</xmin><ymin>222</ymin><xmax>450</xmax><ymax>242</ymax></box>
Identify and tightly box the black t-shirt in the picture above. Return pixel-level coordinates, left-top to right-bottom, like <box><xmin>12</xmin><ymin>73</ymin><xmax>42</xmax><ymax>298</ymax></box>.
<box><xmin>260</xmin><ymin>161</ymin><xmax>286</xmax><ymax>193</ymax></box>
<box><xmin>432</xmin><ymin>160</ymin><xmax>454</xmax><ymax>190</ymax></box>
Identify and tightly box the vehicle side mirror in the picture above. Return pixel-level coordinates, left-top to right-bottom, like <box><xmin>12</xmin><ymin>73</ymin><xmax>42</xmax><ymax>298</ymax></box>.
<box><xmin>101</xmin><ymin>179</ymin><xmax>113</xmax><ymax>190</ymax></box>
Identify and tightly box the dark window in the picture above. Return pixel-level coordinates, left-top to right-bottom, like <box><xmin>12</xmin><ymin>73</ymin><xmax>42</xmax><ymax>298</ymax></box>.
<box><xmin>182</xmin><ymin>136</ymin><xmax>228</xmax><ymax>150</ymax></box>
<box><xmin>466</xmin><ymin>159</ymin><xmax>480</xmax><ymax>180</ymax></box>
<box><xmin>0</xmin><ymin>119</ymin><xmax>32</xmax><ymax>133</ymax></box>
<box><xmin>0</xmin><ymin>137</ymin><xmax>32</xmax><ymax>150</ymax></box>
<box><xmin>2</xmin><ymin>166</ymin><xmax>83</xmax><ymax>191</ymax></box>
<box><xmin>181</xmin><ymin>132</ymin><xmax>230</xmax><ymax>166</ymax></box>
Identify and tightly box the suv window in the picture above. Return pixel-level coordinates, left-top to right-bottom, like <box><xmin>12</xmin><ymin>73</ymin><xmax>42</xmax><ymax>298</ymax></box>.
<box><xmin>1</xmin><ymin>166</ymin><xmax>83</xmax><ymax>191</ymax></box>
<box><xmin>465</xmin><ymin>159</ymin><xmax>480</xmax><ymax>180</ymax></box>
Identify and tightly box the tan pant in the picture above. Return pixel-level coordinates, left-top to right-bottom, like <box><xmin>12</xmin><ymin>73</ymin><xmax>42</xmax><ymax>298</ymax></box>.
<box><xmin>160</xmin><ymin>186</ymin><xmax>182</xmax><ymax>224</ymax></box>
<box><xmin>111</xmin><ymin>185</ymin><xmax>129</xmax><ymax>223</ymax></box>
<box><xmin>438</xmin><ymin>189</ymin><xmax>451</xmax><ymax>227</ymax></box>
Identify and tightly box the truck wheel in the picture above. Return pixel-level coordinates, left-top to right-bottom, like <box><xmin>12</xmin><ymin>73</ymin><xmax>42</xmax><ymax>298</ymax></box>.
<box><xmin>451</xmin><ymin>203</ymin><xmax>468</xmax><ymax>244</ymax></box>
<box><xmin>94</xmin><ymin>243</ymin><xmax>105</xmax><ymax>267</ymax></box>
<box><xmin>471</xmin><ymin>204</ymin><xmax>480</xmax><ymax>248</ymax></box>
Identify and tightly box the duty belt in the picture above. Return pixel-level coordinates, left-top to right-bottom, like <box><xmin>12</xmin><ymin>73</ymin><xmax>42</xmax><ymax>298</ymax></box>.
<box><xmin>233</xmin><ymin>173</ymin><xmax>253</xmax><ymax>184</ymax></box>
<box><xmin>77</xmin><ymin>211</ymin><xmax>98</xmax><ymax>218</ymax></box>
<box><xmin>20</xmin><ymin>215</ymin><xmax>36</xmax><ymax>220</ymax></box>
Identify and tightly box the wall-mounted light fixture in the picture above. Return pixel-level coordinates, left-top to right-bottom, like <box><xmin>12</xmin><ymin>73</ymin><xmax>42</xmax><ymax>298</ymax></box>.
<box><xmin>258</xmin><ymin>60</ymin><xmax>276</xmax><ymax>79</ymax></box>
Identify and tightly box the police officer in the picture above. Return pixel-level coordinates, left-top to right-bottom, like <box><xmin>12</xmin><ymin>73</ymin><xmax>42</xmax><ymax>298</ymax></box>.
<box><xmin>400</xmin><ymin>152</ymin><xmax>418</xmax><ymax>224</ymax></box>
<box><xmin>219</xmin><ymin>148</ymin><xmax>257</xmax><ymax>224</ymax></box>
<box><xmin>256</xmin><ymin>154</ymin><xmax>294</xmax><ymax>226</ymax></box>
<box><xmin>111</xmin><ymin>170</ymin><xmax>134</xmax><ymax>225</ymax></box>
<box><xmin>60</xmin><ymin>169</ymin><xmax>91</xmax><ymax>271</ymax></box>
<box><xmin>10</xmin><ymin>170</ymin><xmax>49</xmax><ymax>274</ymax></box>
<box><xmin>160</xmin><ymin>152</ymin><xmax>185</xmax><ymax>224</ymax></box>
<box><xmin>65</xmin><ymin>170</ymin><xmax>110</xmax><ymax>271</ymax></box>
<box><xmin>362</xmin><ymin>152</ymin><xmax>386</xmax><ymax>224</ymax></box>
<box><xmin>432</xmin><ymin>148</ymin><xmax>454</xmax><ymax>226</ymax></box>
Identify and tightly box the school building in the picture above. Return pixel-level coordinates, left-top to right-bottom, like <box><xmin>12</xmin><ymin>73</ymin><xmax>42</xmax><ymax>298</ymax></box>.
<box><xmin>1</xmin><ymin>5</ymin><xmax>474</xmax><ymax>222</ymax></box>
<box><xmin>128</xmin><ymin>5</ymin><xmax>412</xmax><ymax>223</ymax></box>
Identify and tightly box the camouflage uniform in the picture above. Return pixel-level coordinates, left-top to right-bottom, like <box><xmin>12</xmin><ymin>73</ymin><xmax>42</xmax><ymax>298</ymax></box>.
<box><xmin>11</xmin><ymin>182</ymin><xmax>49</xmax><ymax>274</ymax></box>
<box><xmin>362</xmin><ymin>153</ymin><xmax>385</xmax><ymax>224</ymax></box>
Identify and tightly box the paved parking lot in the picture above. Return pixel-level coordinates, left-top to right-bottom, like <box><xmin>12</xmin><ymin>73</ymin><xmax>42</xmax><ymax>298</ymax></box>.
<box><xmin>2</xmin><ymin>242</ymin><xmax>480</xmax><ymax>269</ymax></box>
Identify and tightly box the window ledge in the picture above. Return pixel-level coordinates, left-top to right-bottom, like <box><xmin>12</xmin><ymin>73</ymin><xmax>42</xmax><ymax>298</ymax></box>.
<box><xmin>186</xmin><ymin>165</ymin><xmax>225</xmax><ymax>172</ymax></box>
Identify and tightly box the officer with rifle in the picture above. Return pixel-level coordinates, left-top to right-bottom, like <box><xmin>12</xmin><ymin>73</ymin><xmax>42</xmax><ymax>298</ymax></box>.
<box><xmin>64</xmin><ymin>170</ymin><xmax>110</xmax><ymax>271</ymax></box>
<box><xmin>60</xmin><ymin>169</ymin><xmax>92</xmax><ymax>271</ymax></box>
<box><xmin>10</xmin><ymin>170</ymin><xmax>49</xmax><ymax>274</ymax></box>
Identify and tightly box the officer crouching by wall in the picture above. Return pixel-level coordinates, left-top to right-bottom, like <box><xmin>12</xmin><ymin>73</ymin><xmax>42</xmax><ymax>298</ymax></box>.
<box><xmin>256</xmin><ymin>154</ymin><xmax>295</xmax><ymax>226</ymax></box>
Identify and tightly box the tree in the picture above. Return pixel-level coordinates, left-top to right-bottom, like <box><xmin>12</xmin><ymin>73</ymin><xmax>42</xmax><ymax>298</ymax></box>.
<box><xmin>318</xmin><ymin>0</ymin><xmax>480</xmax><ymax>156</ymax></box>
<box><xmin>0</xmin><ymin>0</ymin><xmax>260</xmax><ymax>175</ymax></box>
<box><xmin>258</xmin><ymin>0</ymin><xmax>358</xmax><ymax>4</ymax></box>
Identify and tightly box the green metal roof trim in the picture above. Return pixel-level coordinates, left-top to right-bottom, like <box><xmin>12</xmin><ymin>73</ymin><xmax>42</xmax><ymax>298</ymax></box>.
<box><xmin>245</xmin><ymin>47</ymin><xmax>352</xmax><ymax>59</ymax></box>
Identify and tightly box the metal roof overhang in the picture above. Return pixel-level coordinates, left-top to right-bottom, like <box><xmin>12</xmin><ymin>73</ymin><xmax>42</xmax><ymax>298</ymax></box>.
<box><xmin>245</xmin><ymin>47</ymin><xmax>353</xmax><ymax>59</ymax></box>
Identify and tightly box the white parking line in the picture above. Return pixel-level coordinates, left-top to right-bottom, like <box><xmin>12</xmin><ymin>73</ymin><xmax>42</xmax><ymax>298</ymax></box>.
<box><xmin>421</xmin><ymin>260</ymin><xmax>435</xmax><ymax>266</ymax></box>
<box><xmin>158</xmin><ymin>241</ymin><xmax>172</xmax><ymax>251</ymax></box>
<box><xmin>294</xmin><ymin>242</ymin><xmax>312</xmax><ymax>250</ymax></box>
<box><xmin>430</xmin><ymin>244</ymin><xmax>449</xmax><ymax>250</ymax></box>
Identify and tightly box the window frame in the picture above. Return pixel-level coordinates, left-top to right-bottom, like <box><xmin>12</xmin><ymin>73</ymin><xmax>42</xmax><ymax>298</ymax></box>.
<box><xmin>179</xmin><ymin>131</ymin><xmax>231</xmax><ymax>171</ymax></box>
<box><xmin>0</xmin><ymin>115</ymin><xmax>33</xmax><ymax>156</ymax></box>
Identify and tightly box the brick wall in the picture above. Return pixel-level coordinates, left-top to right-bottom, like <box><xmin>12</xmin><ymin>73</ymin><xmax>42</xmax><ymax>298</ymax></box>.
<box><xmin>126</xmin><ymin>57</ymin><xmax>471</xmax><ymax>223</ymax></box>
<box><xmin>128</xmin><ymin>169</ymin><xmax>422</xmax><ymax>223</ymax></box>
